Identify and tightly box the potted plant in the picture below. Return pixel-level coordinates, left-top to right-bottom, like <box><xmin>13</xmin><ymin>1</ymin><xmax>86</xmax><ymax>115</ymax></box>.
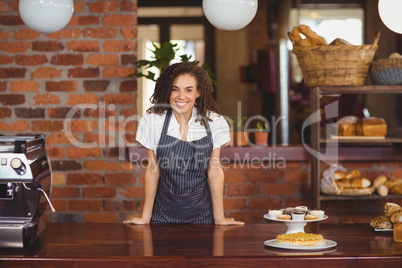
<box><xmin>129</xmin><ymin>41</ymin><xmax>216</xmax><ymax>85</ymax></box>
<box><xmin>235</xmin><ymin>116</ymin><xmax>249</xmax><ymax>147</ymax></box>
<box><xmin>254</xmin><ymin>115</ymin><xmax>270</xmax><ymax>146</ymax></box>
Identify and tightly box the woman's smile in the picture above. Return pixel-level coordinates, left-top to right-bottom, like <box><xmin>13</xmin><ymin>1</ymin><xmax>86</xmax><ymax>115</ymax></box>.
<box><xmin>169</xmin><ymin>74</ymin><xmax>200</xmax><ymax>121</ymax></box>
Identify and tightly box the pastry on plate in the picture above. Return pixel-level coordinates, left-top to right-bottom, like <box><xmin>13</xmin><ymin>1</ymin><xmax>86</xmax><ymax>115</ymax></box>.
<box><xmin>370</xmin><ymin>215</ymin><xmax>393</xmax><ymax>229</ymax></box>
<box><xmin>276</xmin><ymin>232</ymin><xmax>324</xmax><ymax>246</ymax></box>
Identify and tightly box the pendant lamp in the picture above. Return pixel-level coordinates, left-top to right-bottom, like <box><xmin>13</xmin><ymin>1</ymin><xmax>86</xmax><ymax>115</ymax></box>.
<box><xmin>19</xmin><ymin>0</ymin><xmax>74</xmax><ymax>34</ymax></box>
<box><xmin>202</xmin><ymin>0</ymin><xmax>258</xmax><ymax>31</ymax></box>
<box><xmin>378</xmin><ymin>0</ymin><xmax>402</xmax><ymax>34</ymax></box>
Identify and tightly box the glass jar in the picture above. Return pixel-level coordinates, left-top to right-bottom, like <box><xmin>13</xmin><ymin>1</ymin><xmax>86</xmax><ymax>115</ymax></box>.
<box><xmin>394</xmin><ymin>220</ymin><xmax>402</xmax><ymax>242</ymax></box>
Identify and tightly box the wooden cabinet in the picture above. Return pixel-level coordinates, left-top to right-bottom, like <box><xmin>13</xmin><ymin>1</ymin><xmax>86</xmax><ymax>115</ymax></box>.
<box><xmin>310</xmin><ymin>85</ymin><xmax>402</xmax><ymax>209</ymax></box>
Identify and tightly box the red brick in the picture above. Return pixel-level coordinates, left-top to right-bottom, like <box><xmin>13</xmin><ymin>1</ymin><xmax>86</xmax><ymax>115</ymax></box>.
<box><xmin>226</xmin><ymin>184</ymin><xmax>260</xmax><ymax>196</ymax></box>
<box><xmin>46</xmin><ymin>81</ymin><xmax>78</xmax><ymax>92</ymax></box>
<box><xmin>120</xmin><ymin>28</ymin><xmax>136</xmax><ymax>39</ymax></box>
<box><xmin>0</xmin><ymin>94</ymin><xmax>25</xmax><ymax>105</ymax></box>
<box><xmin>262</xmin><ymin>183</ymin><xmax>298</xmax><ymax>196</ymax></box>
<box><xmin>120</xmin><ymin>187</ymin><xmax>143</xmax><ymax>198</ymax></box>
<box><xmin>83</xmin><ymin>27</ymin><xmax>117</xmax><ymax>39</ymax></box>
<box><xmin>0</xmin><ymin>68</ymin><xmax>26</xmax><ymax>78</ymax></box>
<box><xmin>84</xmin><ymin>105</ymin><xmax>116</xmax><ymax>118</ymax></box>
<box><xmin>85</xmin><ymin>213</ymin><xmax>119</xmax><ymax>223</ymax></box>
<box><xmin>103</xmin><ymin>200</ymin><xmax>124</xmax><ymax>211</ymax></box>
<box><xmin>123</xmin><ymin>200</ymin><xmax>138</xmax><ymax>211</ymax></box>
<box><xmin>104</xmin><ymin>173</ymin><xmax>135</xmax><ymax>185</ymax></box>
<box><xmin>0</xmin><ymin>120</ymin><xmax>29</xmax><ymax>131</ymax></box>
<box><xmin>84</xmin><ymin>133</ymin><xmax>113</xmax><ymax>146</ymax></box>
<box><xmin>68</xmin><ymin>67</ymin><xmax>100</xmax><ymax>78</ymax></box>
<box><xmin>120</xmin><ymin>107</ymin><xmax>137</xmax><ymax>117</ymax></box>
<box><xmin>284</xmin><ymin>198</ymin><xmax>311</xmax><ymax>208</ymax></box>
<box><xmin>83</xmin><ymin>80</ymin><xmax>110</xmax><ymax>92</ymax></box>
<box><xmin>67</xmin><ymin>41</ymin><xmax>99</xmax><ymax>52</ymax></box>
<box><xmin>47</xmin><ymin>29</ymin><xmax>82</xmax><ymax>39</ymax></box>
<box><xmin>32</xmin><ymin>120</ymin><xmax>64</xmax><ymax>132</ymax></box>
<box><xmin>74</xmin><ymin>1</ymin><xmax>84</xmax><ymax>13</ymax></box>
<box><xmin>32</xmin><ymin>67</ymin><xmax>62</xmax><ymax>79</ymax></box>
<box><xmin>51</xmin><ymin>54</ymin><xmax>84</xmax><ymax>65</ymax></box>
<box><xmin>0</xmin><ymin>107</ymin><xmax>11</xmax><ymax>118</ymax></box>
<box><xmin>86</xmin><ymin>54</ymin><xmax>119</xmax><ymax>66</ymax></box>
<box><xmin>0</xmin><ymin>41</ymin><xmax>30</xmax><ymax>53</ymax></box>
<box><xmin>119</xmin><ymin>162</ymin><xmax>136</xmax><ymax>172</ymax></box>
<box><xmin>103</xmin><ymin>14</ymin><xmax>136</xmax><ymax>26</ymax></box>
<box><xmin>15</xmin><ymin>55</ymin><xmax>47</xmax><ymax>66</ymax></box>
<box><xmin>10</xmin><ymin>80</ymin><xmax>38</xmax><ymax>92</ymax></box>
<box><xmin>103</xmin><ymin>41</ymin><xmax>136</xmax><ymax>52</ymax></box>
<box><xmin>66</xmin><ymin>93</ymin><xmax>99</xmax><ymax>105</ymax></box>
<box><xmin>32</xmin><ymin>41</ymin><xmax>64</xmax><ymax>52</ymax></box>
<box><xmin>102</xmin><ymin>93</ymin><xmax>136</xmax><ymax>105</ymax></box>
<box><xmin>223</xmin><ymin>169</ymin><xmax>246</xmax><ymax>183</ymax></box>
<box><xmin>48</xmin><ymin>200</ymin><xmax>67</xmax><ymax>212</ymax></box>
<box><xmin>48</xmin><ymin>107</ymin><xmax>81</xmax><ymax>119</ymax></box>
<box><xmin>83</xmin><ymin>160</ymin><xmax>118</xmax><ymax>171</ymax></box>
<box><xmin>87</xmin><ymin>1</ymin><xmax>119</xmax><ymax>12</ymax></box>
<box><xmin>51</xmin><ymin>187</ymin><xmax>79</xmax><ymax>198</ymax></box>
<box><xmin>67</xmin><ymin>147</ymin><xmax>101</xmax><ymax>158</ymax></box>
<box><xmin>46</xmin><ymin>132</ymin><xmax>77</xmax><ymax>145</ymax></box>
<box><xmin>102</xmin><ymin>67</ymin><xmax>135</xmax><ymax>78</ymax></box>
<box><xmin>8</xmin><ymin>2</ymin><xmax>18</xmax><ymax>12</ymax></box>
<box><xmin>46</xmin><ymin>147</ymin><xmax>65</xmax><ymax>158</ymax></box>
<box><xmin>228</xmin><ymin>211</ymin><xmax>262</xmax><ymax>224</ymax></box>
<box><xmin>33</xmin><ymin>94</ymin><xmax>61</xmax><ymax>105</ymax></box>
<box><xmin>246</xmin><ymin>168</ymin><xmax>284</xmax><ymax>183</ymax></box>
<box><xmin>68</xmin><ymin>200</ymin><xmax>102</xmax><ymax>211</ymax></box>
<box><xmin>0</xmin><ymin>15</ymin><xmax>23</xmax><ymax>25</ymax></box>
<box><xmin>248</xmin><ymin>197</ymin><xmax>281</xmax><ymax>210</ymax></box>
<box><xmin>0</xmin><ymin>81</ymin><xmax>6</xmax><ymax>91</ymax></box>
<box><xmin>283</xmin><ymin>170</ymin><xmax>310</xmax><ymax>183</ymax></box>
<box><xmin>121</xmin><ymin>54</ymin><xmax>136</xmax><ymax>66</ymax></box>
<box><xmin>82</xmin><ymin>187</ymin><xmax>116</xmax><ymax>198</ymax></box>
<box><xmin>69</xmin><ymin>120</ymin><xmax>98</xmax><ymax>132</ymax></box>
<box><xmin>391</xmin><ymin>170</ymin><xmax>402</xmax><ymax>177</ymax></box>
<box><xmin>68</xmin><ymin>15</ymin><xmax>100</xmax><ymax>26</ymax></box>
<box><xmin>13</xmin><ymin>29</ymin><xmax>40</xmax><ymax>40</ymax></box>
<box><xmin>0</xmin><ymin>2</ymin><xmax>8</xmax><ymax>12</ymax></box>
<box><xmin>67</xmin><ymin>173</ymin><xmax>102</xmax><ymax>185</ymax></box>
<box><xmin>0</xmin><ymin>30</ymin><xmax>10</xmax><ymax>39</ymax></box>
<box><xmin>223</xmin><ymin>198</ymin><xmax>245</xmax><ymax>210</ymax></box>
<box><xmin>120</xmin><ymin>0</ymin><xmax>137</xmax><ymax>12</ymax></box>
<box><xmin>0</xmin><ymin>55</ymin><xmax>13</xmax><ymax>64</ymax></box>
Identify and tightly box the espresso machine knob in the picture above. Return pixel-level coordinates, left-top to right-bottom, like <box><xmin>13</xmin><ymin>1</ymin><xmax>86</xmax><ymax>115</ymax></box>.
<box><xmin>11</xmin><ymin>158</ymin><xmax>26</xmax><ymax>175</ymax></box>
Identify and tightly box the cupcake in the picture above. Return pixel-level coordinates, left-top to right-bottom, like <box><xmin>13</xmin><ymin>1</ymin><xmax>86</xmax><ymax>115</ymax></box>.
<box><xmin>268</xmin><ymin>209</ymin><xmax>283</xmax><ymax>219</ymax></box>
<box><xmin>309</xmin><ymin>210</ymin><xmax>325</xmax><ymax>219</ymax></box>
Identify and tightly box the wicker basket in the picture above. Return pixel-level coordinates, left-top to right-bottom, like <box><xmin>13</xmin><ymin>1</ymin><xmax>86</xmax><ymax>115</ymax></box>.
<box><xmin>292</xmin><ymin>32</ymin><xmax>380</xmax><ymax>87</ymax></box>
<box><xmin>369</xmin><ymin>57</ymin><xmax>402</xmax><ymax>85</ymax></box>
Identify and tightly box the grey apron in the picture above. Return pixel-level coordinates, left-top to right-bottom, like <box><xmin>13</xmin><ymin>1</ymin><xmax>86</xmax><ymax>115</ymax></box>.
<box><xmin>151</xmin><ymin>108</ymin><xmax>214</xmax><ymax>224</ymax></box>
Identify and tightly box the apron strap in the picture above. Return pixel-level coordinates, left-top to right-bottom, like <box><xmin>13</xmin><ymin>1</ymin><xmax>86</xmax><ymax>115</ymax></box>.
<box><xmin>161</xmin><ymin>108</ymin><xmax>172</xmax><ymax>136</ymax></box>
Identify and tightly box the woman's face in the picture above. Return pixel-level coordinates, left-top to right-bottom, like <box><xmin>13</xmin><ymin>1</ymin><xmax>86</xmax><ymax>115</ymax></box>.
<box><xmin>169</xmin><ymin>74</ymin><xmax>200</xmax><ymax>119</ymax></box>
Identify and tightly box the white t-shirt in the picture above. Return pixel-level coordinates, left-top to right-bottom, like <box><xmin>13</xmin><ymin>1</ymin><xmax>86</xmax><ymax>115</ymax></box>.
<box><xmin>136</xmin><ymin>107</ymin><xmax>230</xmax><ymax>155</ymax></box>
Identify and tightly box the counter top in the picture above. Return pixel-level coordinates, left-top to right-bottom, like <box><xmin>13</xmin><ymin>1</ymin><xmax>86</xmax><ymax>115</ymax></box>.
<box><xmin>1</xmin><ymin>222</ymin><xmax>401</xmax><ymax>267</ymax></box>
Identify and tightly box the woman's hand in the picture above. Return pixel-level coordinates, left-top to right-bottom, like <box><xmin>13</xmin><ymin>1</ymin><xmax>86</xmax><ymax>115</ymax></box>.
<box><xmin>215</xmin><ymin>217</ymin><xmax>244</xmax><ymax>226</ymax></box>
<box><xmin>123</xmin><ymin>214</ymin><xmax>150</xmax><ymax>225</ymax></box>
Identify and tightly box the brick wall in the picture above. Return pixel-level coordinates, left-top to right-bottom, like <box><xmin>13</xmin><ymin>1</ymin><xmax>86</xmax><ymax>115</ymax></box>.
<box><xmin>0</xmin><ymin>0</ymin><xmax>138</xmax><ymax>223</ymax></box>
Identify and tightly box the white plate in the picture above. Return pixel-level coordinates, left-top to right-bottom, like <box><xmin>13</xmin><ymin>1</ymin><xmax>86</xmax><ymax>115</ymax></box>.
<box><xmin>264</xmin><ymin>239</ymin><xmax>337</xmax><ymax>250</ymax></box>
<box><xmin>264</xmin><ymin>214</ymin><xmax>328</xmax><ymax>223</ymax></box>
<box><xmin>330</xmin><ymin>135</ymin><xmax>385</xmax><ymax>140</ymax></box>
<box><xmin>374</xmin><ymin>228</ymin><xmax>393</xmax><ymax>232</ymax></box>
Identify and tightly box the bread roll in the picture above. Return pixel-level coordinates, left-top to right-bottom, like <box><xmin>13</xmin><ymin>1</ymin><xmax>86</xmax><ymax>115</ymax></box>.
<box><xmin>370</xmin><ymin>215</ymin><xmax>393</xmax><ymax>229</ymax></box>
<box><xmin>389</xmin><ymin>183</ymin><xmax>402</xmax><ymax>195</ymax></box>
<box><xmin>384</xmin><ymin>178</ymin><xmax>402</xmax><ymax>189</ymax></box>
<box><xmin>373</xmin><ymin>175</ymin><xmax>387</xmax><ymax>189</ymax></box>
<box><xmin>350</xmin><ymin>178</ymin><xmax>371</xmax><ymax>188</ymax></box>
<box><xmin>384</xmin><ymin>202</ymin><xmax>401</xmax><ymax>217</ymax></box>
<box><xmin>356</xmin><ymin>117</ymin><xmax>387</xmax><ymax>136</ymax></box>
<box><xmin>346</xmin><ymin>169</ymin><xmax>361</xmax><ymax>180</ymax></box>
<box><xmin>329</xmin><ymin>38</ymin><xmax>352</xmax><ymax>46</ymax></box>
<box><xmin>332</xmin><ymin>171</ymin><xmax>346</xmax><ymax>180</ymax></box>
<box><xmin>337</xmin><ymin>116</ymin><xmax>359</xmax><ymax>136</ymax></box>
<box><xmin>335</xmin><ymin>179</ymin><xmax>351</xmax><ymax>189</ymax></box>
<box><xmin>377</xmin><ymin>185</ymin><xmax>388</xmax><ymax>197</ymax></box>
<box><xmin>390</xmin><ymin>210</ymin><xmax>402</xmax><ymax>223</ymax></box>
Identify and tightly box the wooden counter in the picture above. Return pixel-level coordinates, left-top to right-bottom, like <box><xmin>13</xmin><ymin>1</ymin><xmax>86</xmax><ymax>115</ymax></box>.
<box><xmin>1</xmin><ymin>222</ymin><xmax>401</xmax><ymax>267</ymax></box>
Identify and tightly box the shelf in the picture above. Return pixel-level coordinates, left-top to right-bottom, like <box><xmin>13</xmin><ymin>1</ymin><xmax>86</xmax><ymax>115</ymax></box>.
<box><xmin>321</xmin><ymin>138</ymin><xmax>402</xmax><ymax>144</ymax></box>
<box><xmin>318</xmin><ymin>85</ymin><xmax>402</xmax><ymax>94</ymax></box>
<box><xmin>320</xmin><ymin>194</ymin><xmax>402</xmax><ymax>201</ymax></box>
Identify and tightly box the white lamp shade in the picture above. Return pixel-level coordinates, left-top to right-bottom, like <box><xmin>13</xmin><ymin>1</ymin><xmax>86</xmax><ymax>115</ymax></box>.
<box><xmin>203</xmin><ymin>0</ymin><xmax>258</xmax><ymax>31</ymax></box>
<box><xmin>19</xmin><ymin>0</ymin><xmax>74</xmax><ymax>34</ymax></box>
<box><xmin>378</xmin><ymin>0</ymin><xmax>402</xmax><ymax>34</ymax></box>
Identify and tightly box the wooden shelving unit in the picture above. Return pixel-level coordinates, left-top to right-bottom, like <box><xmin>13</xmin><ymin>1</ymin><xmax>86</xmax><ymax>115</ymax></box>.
<box><xmin>310</xmin><ymin>85</ymin><xmax>402</xmax><ymax>209</ymax></box>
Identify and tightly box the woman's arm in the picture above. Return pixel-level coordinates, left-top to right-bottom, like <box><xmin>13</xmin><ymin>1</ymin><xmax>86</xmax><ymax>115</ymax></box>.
<box><xmin>208</xmin><ymin>148</ymin><xmax>244</xmax><ymax>225</ymax></box>
<box><xmin>124</xmin><ymin>149</ymin><xmax>160</xmax><ymax>224</ymax></box>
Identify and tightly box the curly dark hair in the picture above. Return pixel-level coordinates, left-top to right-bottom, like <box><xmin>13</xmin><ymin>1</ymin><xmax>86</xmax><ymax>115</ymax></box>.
<box><xmin>147</xmin><ymin>62</ymin><xmax>220</xmax><ymax>125</ymax></box>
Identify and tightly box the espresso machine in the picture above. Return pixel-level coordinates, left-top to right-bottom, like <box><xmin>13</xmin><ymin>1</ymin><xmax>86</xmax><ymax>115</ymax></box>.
<box><xmin>0</xmin><ymin>135</ymin><xmax>54</xmax><ymax>248</ymax></box>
